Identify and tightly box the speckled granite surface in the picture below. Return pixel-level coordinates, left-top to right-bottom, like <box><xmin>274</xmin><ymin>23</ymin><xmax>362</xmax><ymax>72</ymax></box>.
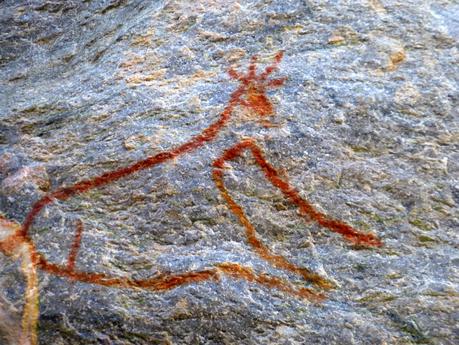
<box><xmin>0</xmin><ymin>1</ymin><xmax>458</xmax><ymax>344</ymax></box>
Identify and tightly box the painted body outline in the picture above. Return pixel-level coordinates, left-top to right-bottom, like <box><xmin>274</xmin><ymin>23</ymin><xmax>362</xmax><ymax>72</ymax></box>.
<box><xmin>0</xmin><ymin>51</ymin><xmax>382</xmax><ymax>344</ymax></box>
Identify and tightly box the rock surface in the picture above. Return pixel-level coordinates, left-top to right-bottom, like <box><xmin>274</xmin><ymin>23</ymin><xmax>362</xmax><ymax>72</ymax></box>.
<box><xmin>0</xmin><ymin>0</ymin><xmax>458</xmax><ymax>344</ymax></box>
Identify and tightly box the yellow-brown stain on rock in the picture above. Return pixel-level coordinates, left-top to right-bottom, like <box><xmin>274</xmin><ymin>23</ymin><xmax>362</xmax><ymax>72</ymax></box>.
<box><xmin>119</xmin><ymin>54</ymin><xmax>145</xmax><ymax>70</ymax></box>
<box><xmin>387</xmin><ymin>49</ymin><xmax>406</xmax><ymax>71</ymax></box>
<box><xmin>126</xmin><ymin>69</ymin><xmax>167</xmax><ymax>85</ymax></box>
<box><xmin>223</xmin><ymin>48</ymin><xmax>246</xmax><ymax>63</ymax></box>
<box><xmin>174</xmin><ymin>70</ymin><xmax>217</xmax><ymax>89</ymax></box>
<box><xmin>328</xmin><ymin>27</ymin><xmax>362</xmax><ymax>46</ymax></box>
<box><xmin>394</xmin><ymin>82</ymin><xmax>421</xmax><ymax>106</ymax></box>
<box><xmin>198</xmin><ymin>30</ymin><xmax>227</xmax><ymax>42</ymax></box>
<box><xmin>123</xmin><ymin>134</ymin><xmax>148</xmax><ymax>151</ymax></box>
<box><xmin>367</xmin><ymin>34</ymin><xmax>407</xmax><ymax>73</ymax></box>
<box><xmin>368</xmin><ymin>0</ymin><xmax>387</xmax><ymax>14</ymax></box>
<box><xmin>130</xmin><ymin>29</ymin><xmax>155</xmax><ymax>47</ymax></box>
<box><xmin>328</xmin><ymin>35</ymin><xmax>345</xmax><ymax>45</ymax></box>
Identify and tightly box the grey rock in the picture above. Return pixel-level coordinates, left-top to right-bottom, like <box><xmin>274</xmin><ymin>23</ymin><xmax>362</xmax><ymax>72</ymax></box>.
<box><xmin>0</xmin><ymin>0</ymin><xmax>458</xmax><ymax>344</ymax></box>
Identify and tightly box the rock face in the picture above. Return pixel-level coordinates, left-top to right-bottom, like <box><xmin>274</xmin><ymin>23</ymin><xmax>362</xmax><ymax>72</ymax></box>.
<box><xmin>0</xmin><ymin>1</ymin><xmax>458</xmax><ymax>344</ymax></box>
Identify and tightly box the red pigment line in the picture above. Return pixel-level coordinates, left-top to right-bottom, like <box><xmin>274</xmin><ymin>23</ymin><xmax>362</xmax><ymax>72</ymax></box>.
<box><xmin>214</xmin><ymin>139</ymin><xmax>382</xmax><ymax>248</ymax></box>
<box><xmin>248</xmin><ymin>55</ymin><xmax>258</xmax><ymax>79</ymax></box>
<box><xmin>0</xmin><ymin>216</ymin><xmax>24</xmax><ymax>256</ymax></box>
<box><xmin>19</xmin><ymin>52</ymin><xmax>279</xmax><ymax>239</ymax></box>
<box><xmin>33</xmin><ymin>245</ymin><xmax>321</xmax><ymax>301</ymax></box>
<box><xmin>267</xmin><ymin>78</ymin><xmax>286</xmax><ymax>88</ymax></box>
<box><xmin>20</xmin><ymin>86</ymin><xmax>247</xmax><ymax>239</ymax></box>
<box><xmin>212</xmin><ymin>168</ymin><xmax>333</xmax><ymax>290</ymax></box>
<box><xmin>33</xmin><ymin>249</ymin><xmax>318</xmax><ymax>300</ymax></box>
<box><xmin>216</xmin><ymin>262</ymin><xmax>325</xmax><ymax>302</ymax></box>
<box><xmin>66</xmin><ymin>220</ymin><xmax>84</xmax><ymax>271</ymax></box>
<box><xmin>227</xmin><ymin>68</ymin><xmax>241</xmax><ymax>80</ymax></box>
<box><xmin>259</xmin><ymin>51</ymin><xmax>283</xmax><ymax>80</ymax></box>
<box><xmin>133</xmin><ymin>270</ymin><xmax>220</xmax><ymax>291</ymax></box>
<box><xmin>38</xmin><ymin>256</ymin><xmax>219</xmax><ymax>290</ymax></box>
<box><xmin>1</xmin><ymin>52</ymin><xmax>326</xmax><ymax>343</ymax></box>
<box><xmin>246</xmin><ymin>84</ymin><xmax>274</xmax><ymax>116</ymax></box>
<box><xmin>15</xmin><ymin>51</ymin><xmax>315</xmax><ymax>303</ymax></box>
<box><xmin>249</xmin><ymin>145</ymin><xmax>383</xmax><ymax>247</ymax></box>
<box><xmin>273</xmin><ymin>51</ymin><xmax>284</xmax><ymax>64</ymax></box>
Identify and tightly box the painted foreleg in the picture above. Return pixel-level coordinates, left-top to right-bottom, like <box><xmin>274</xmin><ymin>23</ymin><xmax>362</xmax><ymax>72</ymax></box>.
<box><xmin>212</xmin><ymin>142</ymin><xmax>334</xmax><ymax>290</ymax></box>
<box><xmin>214</xmin><ymin>139</ymin><xmax>382</xmax><ymax>247</ymax></box>
<box><xmin>213</xmin><ymin>139</ymin><xmax>382</xmax><ymax>287</ymax></box>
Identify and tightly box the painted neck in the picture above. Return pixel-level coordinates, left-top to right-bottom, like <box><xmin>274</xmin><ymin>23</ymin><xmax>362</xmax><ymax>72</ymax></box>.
<box><xmin>172</xmin><ymin>84</ymin><xmax>246</xmax><ymax>155</ymax></box>
<box><xmin>20</xmin><ymin>83</ymin><xmax>246</xmax><ymax>238</ymax></box>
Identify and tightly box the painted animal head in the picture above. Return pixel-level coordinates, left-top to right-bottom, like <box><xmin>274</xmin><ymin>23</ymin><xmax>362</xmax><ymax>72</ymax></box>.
<box><xmin>228</xmin><ymin>51</ymin><xmax>286</xmax><ymax>119</ymax></box>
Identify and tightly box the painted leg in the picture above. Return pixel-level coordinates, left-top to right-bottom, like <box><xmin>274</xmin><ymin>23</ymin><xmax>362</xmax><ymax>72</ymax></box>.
<box><xmin>212</xmin><ymin>142</ymin><xmax>334</xmax><ymax>290</ymax></box>
<box><xmin>216</xmin><ymin>262</ymin><xmax>325</xmax><ymax>302</ymax></box>
<box><xmin>66</xmin><ymin>219</ymin><xmax>84</xmax><ymax>272</ymax></box>
<box><xmin>214</xmin><ymin>139</ymin><xmax>382</xmax><ymax>247</ymax></box>
<box><xmin>213</xmin><ymin>139</ymin><xmax>382</xmax><ymax>287</ymax></box>
<box><xmin>35</xmin><ymin>221</ymin><xmax>322</xmax><ymax>302</ymax></box>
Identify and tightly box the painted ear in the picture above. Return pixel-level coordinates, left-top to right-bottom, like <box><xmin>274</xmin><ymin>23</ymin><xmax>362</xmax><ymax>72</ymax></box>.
<box><xmin>228</xmin><ymin>67</ymin><xmax>242</xmax><ymax>80</ymax></box>
<box><xmin>260</xmin><ymin>51</ymin><xmax>284</xmax><ymax>81</ymax></box>
<box><xmin>267</xmin><ymin>77</ymin><xmax>287</xmax><ymax>88</ymax></box>
<box><xmin>274</xmin><ymin>51</ymin><xmax>284</xmax><ymax>63</ymax></box>
<box><xmin>248</xmin><ymin>55</ymin><xmax>258</xmax><ymax>78</ymax></box>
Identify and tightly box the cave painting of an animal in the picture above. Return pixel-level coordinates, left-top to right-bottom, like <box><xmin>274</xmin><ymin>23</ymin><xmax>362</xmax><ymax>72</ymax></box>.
<box><xmin>0</xmin><ymin>51</ymin><xmax>382</xmax><ymax>345</ymax></box>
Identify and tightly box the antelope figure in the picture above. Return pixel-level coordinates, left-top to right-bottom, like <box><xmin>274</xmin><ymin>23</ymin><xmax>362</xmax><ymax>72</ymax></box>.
<box><xmin>0</xmin><ymin>51</ymin><xmax>381</xmax><ymax>344</ymax></box>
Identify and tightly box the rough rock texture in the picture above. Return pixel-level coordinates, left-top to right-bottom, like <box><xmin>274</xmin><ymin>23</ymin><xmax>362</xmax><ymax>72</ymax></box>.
<box><xmin>0</xmin><ymin>0</ymin><xmax>458</xmax><ymax>344</ymax></box>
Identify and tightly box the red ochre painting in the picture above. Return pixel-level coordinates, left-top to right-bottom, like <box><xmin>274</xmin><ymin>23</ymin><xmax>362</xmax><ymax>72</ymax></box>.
<box><xmin>0</xmin><ymin>51</ymin><xmax>382</xmax><ymax>345</ymax></box>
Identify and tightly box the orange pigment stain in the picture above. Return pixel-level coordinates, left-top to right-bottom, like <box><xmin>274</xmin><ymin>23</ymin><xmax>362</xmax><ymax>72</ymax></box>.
<box><xmin>212</xmin><ymin>168</ymin><xmax>334</xmax><ymax>290</ymax></box>
<box><xmin>0</xmin><ymin>216</ymin><xmax>39</xmax><ymax>345</ymax></box>
<box><xmin>0</xmin><ymin>50</ymin><xmax>382</xmax><ymax>344</ymax></box>
<box><xmin>66</xmin><ymin>219</ymin><xmax>83</xmax><ymax>271</ymax></box>
<box><xmin>246</xmin><ymin>83</ymin><xmax>274</xmax><ymax>116</ymax></box>
<box><xmin>213</xmin><ymin>139</ymin><xmax>383</xmax><ymax>248</ymax></box>
<box><xmin>216</xmin><ymin>262</ymin><xmax>325</xmax><ymax>302</ymax></box>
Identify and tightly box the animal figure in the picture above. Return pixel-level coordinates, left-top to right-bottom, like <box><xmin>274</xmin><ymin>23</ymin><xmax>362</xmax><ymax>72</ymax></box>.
<box><xmin>0</xmin><ymin>51</ymin><xmax>382</xmax><ymax>345</ymax></box>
